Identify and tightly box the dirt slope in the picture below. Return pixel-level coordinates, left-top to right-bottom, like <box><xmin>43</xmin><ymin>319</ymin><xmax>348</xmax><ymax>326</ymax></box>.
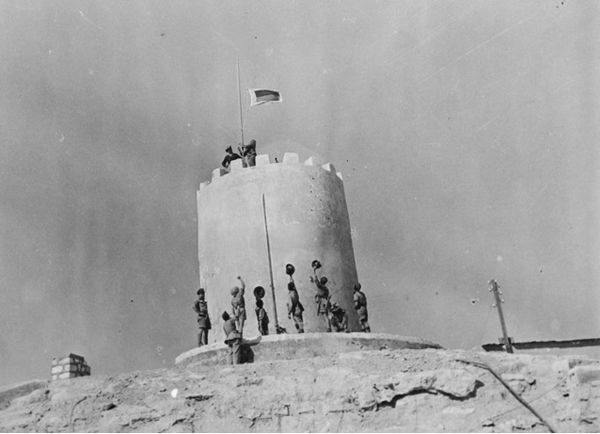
<box><xmin>1</xmin><ymin>348</ymin><xmax>599</xmax><ymax>432</ymax></box>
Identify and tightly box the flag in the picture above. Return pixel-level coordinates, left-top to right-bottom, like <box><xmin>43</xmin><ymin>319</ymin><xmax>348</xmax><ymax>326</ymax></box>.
<box><xmin>249</xmin><ymin>89</ymin><xmax>282</xmax><ymax>106</ymax></box>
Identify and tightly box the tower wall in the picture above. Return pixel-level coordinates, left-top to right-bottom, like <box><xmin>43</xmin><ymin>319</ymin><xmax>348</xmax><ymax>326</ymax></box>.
<box><xmin>197</xmin><ymin>152</ymin><xmax>360</xmax><ymax>343</ymax></box>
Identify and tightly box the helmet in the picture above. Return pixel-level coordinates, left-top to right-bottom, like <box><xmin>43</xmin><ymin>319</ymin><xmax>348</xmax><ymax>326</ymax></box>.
<box><xmin>285</xmin><ymin>263</ymin><xmax>295</xmax><ymax>276</ymax></box>
<box><xmin>311</xmin><ymin>260</ymin><xmax>322</xmax><ymax>270</ymax></box>
<box><xmin>320</xmin><ymin>276</ymin><xmax>328</xmax><ymax>285</ymax></box>
<box><xmin>353</xmin><ymin>283</ymin><xmax>361</xmax><ymax>291</ymax></box>
<box><xmin>230</xmin><ymin>286</ymin><xmax>239</xmax><ymax>296</ymax></box>
<box><xmin>253</xmin><ymin>286</ymin><xmax>265</xmax><ymax>299</ymax></box>
<box><xmin>196</xmin><ymin>288</ymin><xmax>205</xmax><ymax>295</ymax></box>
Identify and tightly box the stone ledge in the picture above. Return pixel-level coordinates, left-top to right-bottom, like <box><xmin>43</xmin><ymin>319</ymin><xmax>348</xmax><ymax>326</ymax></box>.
<box><xmin>175</xmin><ymin>332</ymin><xmax>442</xmax><ymax>367</ymax></box>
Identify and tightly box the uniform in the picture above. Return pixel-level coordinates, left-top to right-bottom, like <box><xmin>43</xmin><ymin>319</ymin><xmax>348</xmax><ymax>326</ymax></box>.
<box><xmin>313</xmin><ymin>277</ymin><xmax>331</xmax><ymax>331</ymax></box>
<box><xmin>221</xmin><ymin>146</ymin><xmax>241</xmax><ymax>169</ymax></box>
<box><xmin>255</xmin><ymin>304</ymin><xmax>269</xmax><ymax>336</ymax></box>
<box><xmin>330</xmin><ymin>304</ymin><xmax>348</xmax><ymax>332</ymax></box>
<box><xmin>193</xmin><ymin>298</ymin><xmax>211</xmax><ymax>346</ymax></box>
<box><xmin>231</xmin><ymin>277</ymin><xmax>246</xmax><ymax>335</ymax></box>
<box><xmin>241</xmin><ymin>140</ymin><xmax>257</xmax><ymax>167</ymax></box>
<box><xmin>287</xmin><ymin>284</ymin><xmax>304</xmax><ymax>333</ymax></box>
<box><xmin>353</xmin><ymin>285</ymin><xmax>370</xmax><ymax>332</ymax></box>
<box><xmin>223</xmin><ymin>317</ymin><xmax>243</xmax><ymax>364</ymax></box>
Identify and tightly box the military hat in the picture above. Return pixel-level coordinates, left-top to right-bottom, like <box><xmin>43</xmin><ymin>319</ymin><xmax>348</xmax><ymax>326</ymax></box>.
<box><xmin>320</xmin><ymin>276</ymin><xmax>328</xmax><ymax>285</ymax></box>
<box><xmin>230</xmin><ymin>286</ymin><xmax>240</xmax><ymax>296</ymax></box>
<box><xmin>353</xmin><ymin>283</ymin><xmax>361</xmax><ymax>291</ymax></box>
<box><xmin>225</xmin><ymin>146</ymin><xmax>233</xmax><ymax>153</ymax></box>
<box><xmin>311</xmin><ymin>260</ymin><xmax>322</xmax><ymax>270</ymax></box>
<box><xmin>253</xmin><ymin>286</ymin><xmax>265</xmax><ymax>299</ymax></box>
<box><xmin>285</xmin><ymin>263</ymin><xmax>295</xmax><ymax>276</ymax></box>
<box><xmin>196</xmin><ymin>288</ymin><xmax>205</xmax><ymax>295</ymax></box>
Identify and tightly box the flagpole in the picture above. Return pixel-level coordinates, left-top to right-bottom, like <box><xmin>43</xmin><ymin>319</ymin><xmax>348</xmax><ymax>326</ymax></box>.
<box><xmin>262</xmin><ymin>194</ymin><xmax>280</xmax><ymax>331</ymax></box>
<box><xmin>236</xmin><ymin>58</ymin><xmax>245</xmax><ymax>148</ymax></box>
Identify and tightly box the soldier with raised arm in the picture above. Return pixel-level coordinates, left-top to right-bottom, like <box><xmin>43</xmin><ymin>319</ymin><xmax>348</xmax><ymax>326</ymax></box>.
<box><xmin>230</xmin><ymin>276</ymin><xmax>247</xmax><ymax>335</ymax></box>
<box><xmin>287</xmin><ymin>281</ymin><xmax>305</xmax><ymax>333</ymax></box>
<box><xmin>310</xmin><ymin>260</ymin><xmax>331</xmax><ymax>332</ymax></box>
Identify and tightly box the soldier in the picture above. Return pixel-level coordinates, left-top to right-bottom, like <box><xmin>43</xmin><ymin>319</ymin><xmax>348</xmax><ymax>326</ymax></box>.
<box><xmin>353</xmin><ymin>283</ymin><xmax>371</xmax><ymax>333</ymax></box>
<box><xmin>329</xmin><ymin>303</ymin><xmax>349</xmax><ymax>332</ymax></box>
<box><xmin>241</xmin><ymin>139</ymin><xmax>257</xmax><ymax>167</ymax></box>
<box><xmin>287</xmin><ymin>281</ymin><xmax>304</xmax><ymax>333</ymax></box>
<box><xmin>230</xmin><ymin>276</ymin><xmax>246</xmax><ymax>335</ymax></box>
<box><xmin>222</xmin><ymin>311</ymin><xmax>243</xmax><ymax>364</ymax></box>
<box><xmin>192</xmin><ymin>288</ymin><xmax>211</xmax><ymax>346</ymax></box>
<box><xmin>310</xmin><ymin>275</ymin><xmax>331</xmax><ymax>332</ymax></box>
<box><xmin>221</xmin><ymin>146</ymin><xmax>241</xmax><ymax>170</ymax></box>
<box><xmin>255</xmin><ymin>299</ymin><xmax>269</xmax><ymax>336</ymax></box>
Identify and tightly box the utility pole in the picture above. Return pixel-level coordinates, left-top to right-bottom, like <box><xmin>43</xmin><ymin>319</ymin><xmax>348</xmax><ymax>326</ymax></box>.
<box><xmin>489</xmin><ymin>279</ymin><xmax>513</xmax><ymax>354</ymax></box>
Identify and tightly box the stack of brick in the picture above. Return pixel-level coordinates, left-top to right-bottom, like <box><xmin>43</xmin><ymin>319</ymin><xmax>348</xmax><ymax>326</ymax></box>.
<box><xmin>51</xmin><ymin>354</ymin><xmax>91</xmax><ymax>381</ymax></box>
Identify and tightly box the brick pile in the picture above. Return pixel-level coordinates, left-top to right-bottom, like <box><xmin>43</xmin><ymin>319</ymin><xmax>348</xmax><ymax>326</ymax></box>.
<box><xmin>51</xmin><ymin>354</ymin><xmax>91</xmax><ymax>381</ymax></box>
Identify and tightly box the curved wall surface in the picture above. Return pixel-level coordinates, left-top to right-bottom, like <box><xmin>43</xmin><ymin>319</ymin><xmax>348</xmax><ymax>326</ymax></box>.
<box><xmin>197</xmin><ymin>152</ymin><xmax>360</xmax><ymax>343</ymax></box>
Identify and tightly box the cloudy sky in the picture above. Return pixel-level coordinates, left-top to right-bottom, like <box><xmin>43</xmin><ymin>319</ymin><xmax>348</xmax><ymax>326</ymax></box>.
<box><xmin>1</xmin><ymin>0</ymin><xmax>599</xmax><ymax>386</ymax></box>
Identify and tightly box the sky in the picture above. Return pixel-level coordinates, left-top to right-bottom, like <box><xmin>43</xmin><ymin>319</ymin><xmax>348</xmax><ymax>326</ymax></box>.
<box><xmin>1</xmin><ymin>0</ymin><xmax>599</xmax><ymax>386</ymax></box>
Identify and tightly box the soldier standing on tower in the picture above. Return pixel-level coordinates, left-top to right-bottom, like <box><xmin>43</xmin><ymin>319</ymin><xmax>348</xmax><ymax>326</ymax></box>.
<box><xmin>255</xmin><ymin>299</ymin><xmax>269</xmax><ymax>335</ymax></box>
<box><xmin>240</xmin><ymin>139</ymin><xmax>257</xmax><ymax>167</ymax></box>
<box><xmin>230</xmin><ymin>276</ymin><xmax>246</xmax><ymax>335</ymax></box>
<box><xmin>285</xmin><ymin>263</ymin><xmax>304</xmax><ymax>333</ymax></box>
<box><xmin>193</xmin><ymin>288</ymin><xmax>211</xmax><ymax>346</ymax></box>
<box><xmin>287</xmin><ymin>281</ymin><xmax>305</xmax><ymax>333</ymax></box>
<box><xmin>310</xmin><ymin>260</ymin><xmax>331</xmax><ymax>332</ymax></box>
<box><xmin>353</xmin><ymin>283</ymin><xmax>371</xmax><ymax>333</ymax></box>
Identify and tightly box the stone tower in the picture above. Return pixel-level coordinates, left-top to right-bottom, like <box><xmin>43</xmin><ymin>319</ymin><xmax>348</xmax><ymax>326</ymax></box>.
<box><xmin>197</xmin><ymin>152</ymin><xmax>360</xmax><ymax>343</ymax></box>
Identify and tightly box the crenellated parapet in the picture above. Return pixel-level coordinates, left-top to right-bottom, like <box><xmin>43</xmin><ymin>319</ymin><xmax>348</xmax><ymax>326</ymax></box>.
<box><xmin>199</xmin><ymin>153</ymin><xmax>344</xmax><ymax>191</ymax></box>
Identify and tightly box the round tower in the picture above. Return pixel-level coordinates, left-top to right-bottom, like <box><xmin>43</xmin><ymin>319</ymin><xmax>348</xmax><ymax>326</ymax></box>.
<box><xmin>197</xmin><ymin>152</ymin><xmax>360</xmax><ymax>343</ymax></box>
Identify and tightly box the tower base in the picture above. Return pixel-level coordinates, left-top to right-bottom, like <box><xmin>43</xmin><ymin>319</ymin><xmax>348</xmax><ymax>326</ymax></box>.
<box><xmin>175</xmin><ymin>332</ymin><xmax>442</xmax><ymax>367</ymax></box>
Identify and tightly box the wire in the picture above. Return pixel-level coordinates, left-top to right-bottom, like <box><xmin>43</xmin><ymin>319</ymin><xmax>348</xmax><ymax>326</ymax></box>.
<box><xmin>456</xmin><ymin>358</ymin><xmax>557</xmax><ymax>433</ymax></box>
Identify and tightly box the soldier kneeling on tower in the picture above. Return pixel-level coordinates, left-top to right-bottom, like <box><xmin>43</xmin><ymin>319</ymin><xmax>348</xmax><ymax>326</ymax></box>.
<box><xmin>329</xmin><ymin>303</ymin><xmax>349</xmax><ymax>333</ymax></box>
<box><xmin>193</xmin><ymin>288</ymin><xmax>211</xmax><ymax>346</ymax></box>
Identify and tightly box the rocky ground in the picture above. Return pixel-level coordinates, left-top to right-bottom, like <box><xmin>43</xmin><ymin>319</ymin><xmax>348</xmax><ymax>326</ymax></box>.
<box><xmin>1</xmin><ymin>348</ymin><xmax>600</xmax><ymax>432</ymax></box>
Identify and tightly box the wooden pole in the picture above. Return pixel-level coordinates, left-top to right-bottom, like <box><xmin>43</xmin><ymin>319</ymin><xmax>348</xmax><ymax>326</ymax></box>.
<box><xmin>262</xmin><ymin>194</ymin><xmax>279</xmax><ymax>330</ymax></box>
<box><xmin>489</xmin><ymin>279</ymin><xmax>513</xmax><ymax>353</ymax></box>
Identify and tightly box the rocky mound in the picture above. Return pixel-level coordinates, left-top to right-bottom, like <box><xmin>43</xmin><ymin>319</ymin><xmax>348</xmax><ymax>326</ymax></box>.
<box><xmin>1</xmin><ymin>348</ymin><xmax>599</xmax><ymax>432</ymax></box>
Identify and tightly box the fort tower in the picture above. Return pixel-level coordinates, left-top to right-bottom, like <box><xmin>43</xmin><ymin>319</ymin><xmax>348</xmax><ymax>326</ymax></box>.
<box><xmin>197</xmin><ymin>152</ymin><xmax>360</xmax><ymax>343</ymax></box>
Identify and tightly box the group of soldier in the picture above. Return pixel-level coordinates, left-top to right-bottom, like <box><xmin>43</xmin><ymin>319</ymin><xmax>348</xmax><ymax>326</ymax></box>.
<box><xmin>192</xmin><ymin>261</ymin><xmax>370</xmax><ymax>365</ymax></box>
<box><xmin>221</xmin><ymin>140</ymin><xmax>257</xmax><ymax>170</ymax></box>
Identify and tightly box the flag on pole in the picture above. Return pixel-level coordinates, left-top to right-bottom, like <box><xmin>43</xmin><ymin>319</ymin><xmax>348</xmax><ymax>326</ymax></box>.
<box><xmin>249</xmin><ymin>89</ymin><xmax>282</xmax><ymax>107</ymax></box>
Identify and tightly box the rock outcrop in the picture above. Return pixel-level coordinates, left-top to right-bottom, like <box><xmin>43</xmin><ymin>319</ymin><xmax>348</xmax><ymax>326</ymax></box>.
<box><xmin>1</xmin><ymin>348</ymin><xmax>599</xmax><ymax>432</ymax></box>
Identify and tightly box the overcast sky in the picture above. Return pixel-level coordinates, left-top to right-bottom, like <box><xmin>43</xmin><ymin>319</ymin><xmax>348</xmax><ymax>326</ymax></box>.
<box><xmin>1</xmin><ymin>0</ymin><xmax>599</xmax><ymax>386</ymax></box>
